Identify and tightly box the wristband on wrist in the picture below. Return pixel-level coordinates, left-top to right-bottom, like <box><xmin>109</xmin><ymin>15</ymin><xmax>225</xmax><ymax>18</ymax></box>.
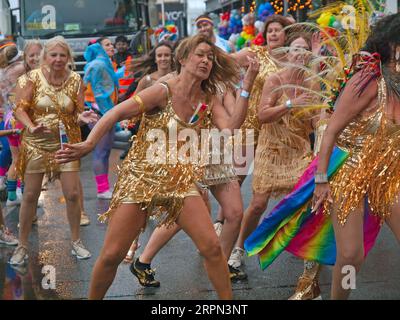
<box><xmin>314</xmin><ymin>172</ymin><xmax>328</xmax><ymax>184</ymax></box>
<box><xmin>285</xmin><ymin>99</ymin><xmax>293</xmax><ymax>109</ymax></box>
<box><xmin>240</xmin><ymin>90</ymin><xmax>250</xmax><ymax>99</ymax></box>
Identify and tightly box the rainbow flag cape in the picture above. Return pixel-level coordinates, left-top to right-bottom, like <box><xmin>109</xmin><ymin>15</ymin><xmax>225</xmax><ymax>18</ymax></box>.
<box><xmin>244</xmin><ymin>146</ymin><xmax>381</xmax><ymax>270</ymax></box>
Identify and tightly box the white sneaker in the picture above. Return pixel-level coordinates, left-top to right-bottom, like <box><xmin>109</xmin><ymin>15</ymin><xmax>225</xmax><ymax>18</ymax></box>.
<box><xmin>71</xmin><ymin>239</ymin><xmax>91</xmax><ymax>259</ymax></box>
<box><xmin>228</xmin><ymin>247</ymin><xmax>246</xmax><ymax>269</ymax></box>
<box><xmin>97</xmin><ymin>190</ymin><xmax>113</xmax><ymax>200</ymax></box>
<box><xmin>0</xmin><ymin>226</ymin><xmax>19</xmax><ymax>246</ymax></box>
<box><xmin>6</xmin><ymin>198</ymin><xmax>21</xmax><ymax>207</ymax></box>
<box><xmin>0</xmin><ymin>176</ymin><xmax>6</xmax><ymax>191</ymax></box>
<box><xmin>213</xmin><ymin>221</ymin><xmax>223</xmax><ymax>237</ymax></box>
<box><xmin>9</xmin><ymin>245</ymin><xmax>28</xmax><ymax>266</ymax></box>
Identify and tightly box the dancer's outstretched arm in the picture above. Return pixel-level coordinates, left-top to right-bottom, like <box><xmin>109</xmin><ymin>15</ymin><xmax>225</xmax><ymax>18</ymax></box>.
<box><xmin>55</xmin><ymin>84</ymin><xmax>167</xmax><ymax>163</ymax></box>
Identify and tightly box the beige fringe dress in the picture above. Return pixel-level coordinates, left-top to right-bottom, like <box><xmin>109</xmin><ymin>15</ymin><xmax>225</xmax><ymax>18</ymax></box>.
<box><xmin>252</xmin><ymin>102</ymin><xmax>314</xmax><ymax>196</ymax></box>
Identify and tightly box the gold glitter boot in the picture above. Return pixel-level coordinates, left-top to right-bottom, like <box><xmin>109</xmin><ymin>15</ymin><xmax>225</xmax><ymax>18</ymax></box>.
<box><xmin>289</xmin><ymin>260</ymin><xmax>322</xmax><ymax>300</ymax></box>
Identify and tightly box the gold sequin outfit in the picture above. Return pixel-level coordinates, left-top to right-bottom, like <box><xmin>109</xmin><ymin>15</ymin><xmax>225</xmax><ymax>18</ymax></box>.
<box><xmin>101</xmin><ymin>83</ymin><xmax>212</xmax><ymax>227</ymax></box>
<box><xmin>329</xmin><ymin>78</ymin><xmax>400</xmax><ymax>225</ymax></box>
<box><xmin>239</xmin><ymin>46</ymin><xmax>278</xmax><ymax>146</ymax></box>
<box><xmin>252</xmin><ymin>105</ymin><xmax>314</xmax><ymax>196</ymax></box>
<box><xmin>15</xmin><ymin>69</ymin><xmax>83</xmax><ymax>179</ymax></box>
<box><xmin>201</xmin><ymin>163</ymin><xmax>238</xmax><ymax>187</ymax></box>
<box><xmin>200</xmin><ymin>128</ymin><xmax>238</xmax><ymax>187</ymax></box>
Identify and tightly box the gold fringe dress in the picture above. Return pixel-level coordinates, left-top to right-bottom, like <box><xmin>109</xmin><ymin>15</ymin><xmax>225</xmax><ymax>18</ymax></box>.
<box><xmin>329</xmin><ymin>77</ymin><xmax>400</xmax><ymax>225</ymax></box>
<box><xmin>200</xmin><ymin>126</ymin><xmax>238</xmax><ymax>187</ymax></box>
<box><xmin>15</xmin><ymin>69</ymin><xmax>83</xmax><ymax>179</ymax></box>
<box><xmin>239</xmin><ymin>46</ymin><xmax>278</xmax><ymax>146</ymax></box>
<box><xmin>102</xmin><ymin>83</ymin><xmax>212</xmax><ymax>227</ymax></box>
<box><xmin>252</xmin><ymin>101</ymin><xmax>314</xmax><ymax>196</ymax></box>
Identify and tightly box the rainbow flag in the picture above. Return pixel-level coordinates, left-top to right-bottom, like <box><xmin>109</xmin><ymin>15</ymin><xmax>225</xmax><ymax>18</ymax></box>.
<box><xmin>189</xmin><ymin>103</ymin><xmax>208</xmax><ymax>124</ymax></box>
<box><xmin>244</xmin><ymin>146</ymin><xmax>381</xmax><ymax>270</ymax></box>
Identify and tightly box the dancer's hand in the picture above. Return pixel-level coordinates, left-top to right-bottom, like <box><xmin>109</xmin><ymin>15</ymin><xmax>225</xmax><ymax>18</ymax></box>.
<box><xmin>311</xmin><ymin>32</ymin><xmax>323</xmax><ymax>56</ymax></box>
<box><xmin>243</xmin><ymin>56</ymin><xmax>260</xmax><ymax>87</ymax></box>
<box><xmin>312</xmin><ymin>183</ymin><xmax>332</xmax><ymax>213</ymax></box>
<box><xmin>55</xmin><ymin>141</ymin><xmax>94</xmax><ymax>163</ymax></box>
<box><xmin>292</xmin><ymin>92</ymin><xmax>315</xmax><ymax>107</ymax></box>
<box><xmin>27</xmin><ymin>123</ymin><xmax>51</xmax><ymax>135</ymax></box>
<box><xmin>78</xmin><ymin>110</ymin><xmax>99</xmax><ymax>126</ymax></box>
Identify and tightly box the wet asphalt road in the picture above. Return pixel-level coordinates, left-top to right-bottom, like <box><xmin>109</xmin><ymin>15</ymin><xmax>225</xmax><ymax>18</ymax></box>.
<box><xmin>0</xmin><ymin>149</ymin><xmax>399</xmax><ymax>300</ymax></box>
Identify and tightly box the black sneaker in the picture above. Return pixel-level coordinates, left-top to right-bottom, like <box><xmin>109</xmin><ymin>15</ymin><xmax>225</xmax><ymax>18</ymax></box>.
<box><xmin>229</xmin><ymin>265</ymin><xmax>248</xmax><ymax>282</ymax></box>
<box><xmin>129</xmin><ymin>258</ymin><xmax>160</xmax><ymax>288</ymax></box>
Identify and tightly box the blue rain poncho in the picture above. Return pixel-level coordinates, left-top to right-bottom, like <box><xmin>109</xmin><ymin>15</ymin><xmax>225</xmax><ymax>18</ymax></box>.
<box><xmin>83</xmin><ymin>43</ymin><xmax>125</xmax><ymax>115</ymax></box>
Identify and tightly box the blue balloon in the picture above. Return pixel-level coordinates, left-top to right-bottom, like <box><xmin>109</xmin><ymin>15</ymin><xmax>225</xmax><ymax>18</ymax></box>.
<box><xmin>258</xmin><ymin>3</ymin><xmax>266</xmax><ymax>16</ymax></box>
<box><xmin>265</xmin><ymin>3</ymin><xmax>273</xmax><ymax>11</ymax></box>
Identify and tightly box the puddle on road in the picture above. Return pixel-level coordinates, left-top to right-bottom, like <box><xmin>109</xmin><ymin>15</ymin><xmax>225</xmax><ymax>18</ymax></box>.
<box><xmin>0</xmin><ymin>247</ymin><xmax>62</xmax><ymax>300</ymax></box>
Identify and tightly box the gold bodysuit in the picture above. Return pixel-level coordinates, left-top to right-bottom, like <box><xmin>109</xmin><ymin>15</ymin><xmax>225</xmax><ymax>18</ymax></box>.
<box><xmin>252</xmin><ymin>101</ymin><xmax>314</xmax><ymax>196</ymax></box>
<box><xmin>239</xmin><ymin>46</ymin><xmax>278</xmax><ymax>146</ymax></box>
<box><xmin>15</xmin><ymin>69</ymin><xmax>83</xmax><ymax>179</ymax></box>
<box><xmin>330</xmin><ymin>77</ymin><xmax>400</xmax><ymax>225</ymax></box>
<box><xmin>102</xmin><ymin>83</ymin><xmax>212</xmax><ymax>227</ymax></box>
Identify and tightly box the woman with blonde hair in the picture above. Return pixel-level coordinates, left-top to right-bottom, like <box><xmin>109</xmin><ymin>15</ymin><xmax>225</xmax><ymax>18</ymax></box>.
<box><xmin>56</xmin><ymin>34</ymin><xmax>259</xmax><ymax>299</ymax></box>
<box><xmin>122</xmin><ymin>40</ymin><xmax>174</xmax><ymax>263</ymax></box>
<box><xmin>9</xmin><ymin>36</ymin><xmax>98</xmax><ymax>266</ymax></box>
<box><xmin>4</xmin><ymin>40</ymin><xmax>44</xmax><ymax>211</ymax></box>
<box><xmin>23</xmin><ymin>40</ymin><xmax>43</xmax><ymax>72</ymax></box>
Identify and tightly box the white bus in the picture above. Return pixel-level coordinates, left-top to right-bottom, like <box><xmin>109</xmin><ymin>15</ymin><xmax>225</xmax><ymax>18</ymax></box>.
<box><xmin>14</xmin><ymin>0</ymin><xmax>151</xmax><ymax>74</ymax></box>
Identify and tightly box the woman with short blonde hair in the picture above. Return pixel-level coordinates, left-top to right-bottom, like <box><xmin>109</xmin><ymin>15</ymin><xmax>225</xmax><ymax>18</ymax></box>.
<box><xmin>9</xmin><ymin>36</ymin><xmax>98</xmax><ymax>266</ymax></box>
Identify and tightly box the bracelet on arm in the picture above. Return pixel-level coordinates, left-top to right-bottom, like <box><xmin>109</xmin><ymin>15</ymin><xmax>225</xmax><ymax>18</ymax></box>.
<box><xmin>131</xmin><ymin>95</ymin><xmax>145</xmax><ymax>114</ymax></box>
<box><xmin>314</xmin><ymin>172</ymin><xmax>328</xmax><ymax>184</ymax></box>
<box><xmin>240</xmin><ymin>90</ymin><xmax>250</xmax><ymax>99</ymax></box>
<box><xmin>285</xmin><ymin>99</ymin><xmax>293</xmax><ymax>109</ymax></box>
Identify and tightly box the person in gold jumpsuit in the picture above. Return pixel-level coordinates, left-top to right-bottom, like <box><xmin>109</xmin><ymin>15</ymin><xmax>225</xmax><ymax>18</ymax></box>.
<box><xmin>56</xmin><ymin>34</ymin><xmax>259</xmax><ymax>299</ymax></box>
<box><xmin>9</xmin><ymin>36</ymin><xmax>98</xmax><ymax>266</ymax></box>
<box><xmin>312</xmin><ymin>13</ymin><xmax>400</xmax><ymax>299</ymax></box>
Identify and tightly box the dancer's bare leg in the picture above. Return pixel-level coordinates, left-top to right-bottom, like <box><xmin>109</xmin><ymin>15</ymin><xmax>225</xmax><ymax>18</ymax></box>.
<box><xmin>177</xmin><ymin>196</ymin><xmax>232</xmax><ymax>299</ymax></box>
<box><xmin>139</xmin><ymin>223</ymin><xmax>181</xmax><ymax>264</ymax></box>
<box><xmin>88</xmin><ymin>204</ymin><xmax>147</xmax><ymax>299</ymax></box>
<box><xmin>235</xmin><ymin>191</ymin><xmax>270</xmax><ymax>249</ymax></box>
<box><xmin>138</xmin><ymin>187</ymin><xmax>210</xmax><ymax>264</ymax></box>
<box><xmin>211</xmin><ymin>180</ymin><xmax>243</xmax><ymax>258</ymax></box>
<box><xmin>18</xmin><ymin>173</ymin><xmax>44</xmax><ymax>246</ymax></box>
<box><xmin>330</xmin><ymin>205</ymin><xmax>364</xmax><ymax>300</ymax></box>
<box><xmin>59</xmin><ymin>172</ymin><xmax>82</xmax><ymax>242</ymax></box>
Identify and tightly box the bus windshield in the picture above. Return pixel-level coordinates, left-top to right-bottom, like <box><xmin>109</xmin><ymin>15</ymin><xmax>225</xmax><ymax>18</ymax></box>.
<box><xmin>21</xmin><ymin>0</ymin><xmax>139</xmax><ymax>38</ymax></box>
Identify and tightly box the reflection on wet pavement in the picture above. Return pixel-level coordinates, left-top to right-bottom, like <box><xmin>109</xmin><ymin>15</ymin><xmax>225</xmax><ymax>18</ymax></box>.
<box><xmin>0</xmin><ymin>151</ymin><xmax>121</xmax><ymax>300</ymax></box>
<box><xmin>0</xmin><ymin>193</ymin><xmax>79</xmax><ymax>300</ymax></box>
